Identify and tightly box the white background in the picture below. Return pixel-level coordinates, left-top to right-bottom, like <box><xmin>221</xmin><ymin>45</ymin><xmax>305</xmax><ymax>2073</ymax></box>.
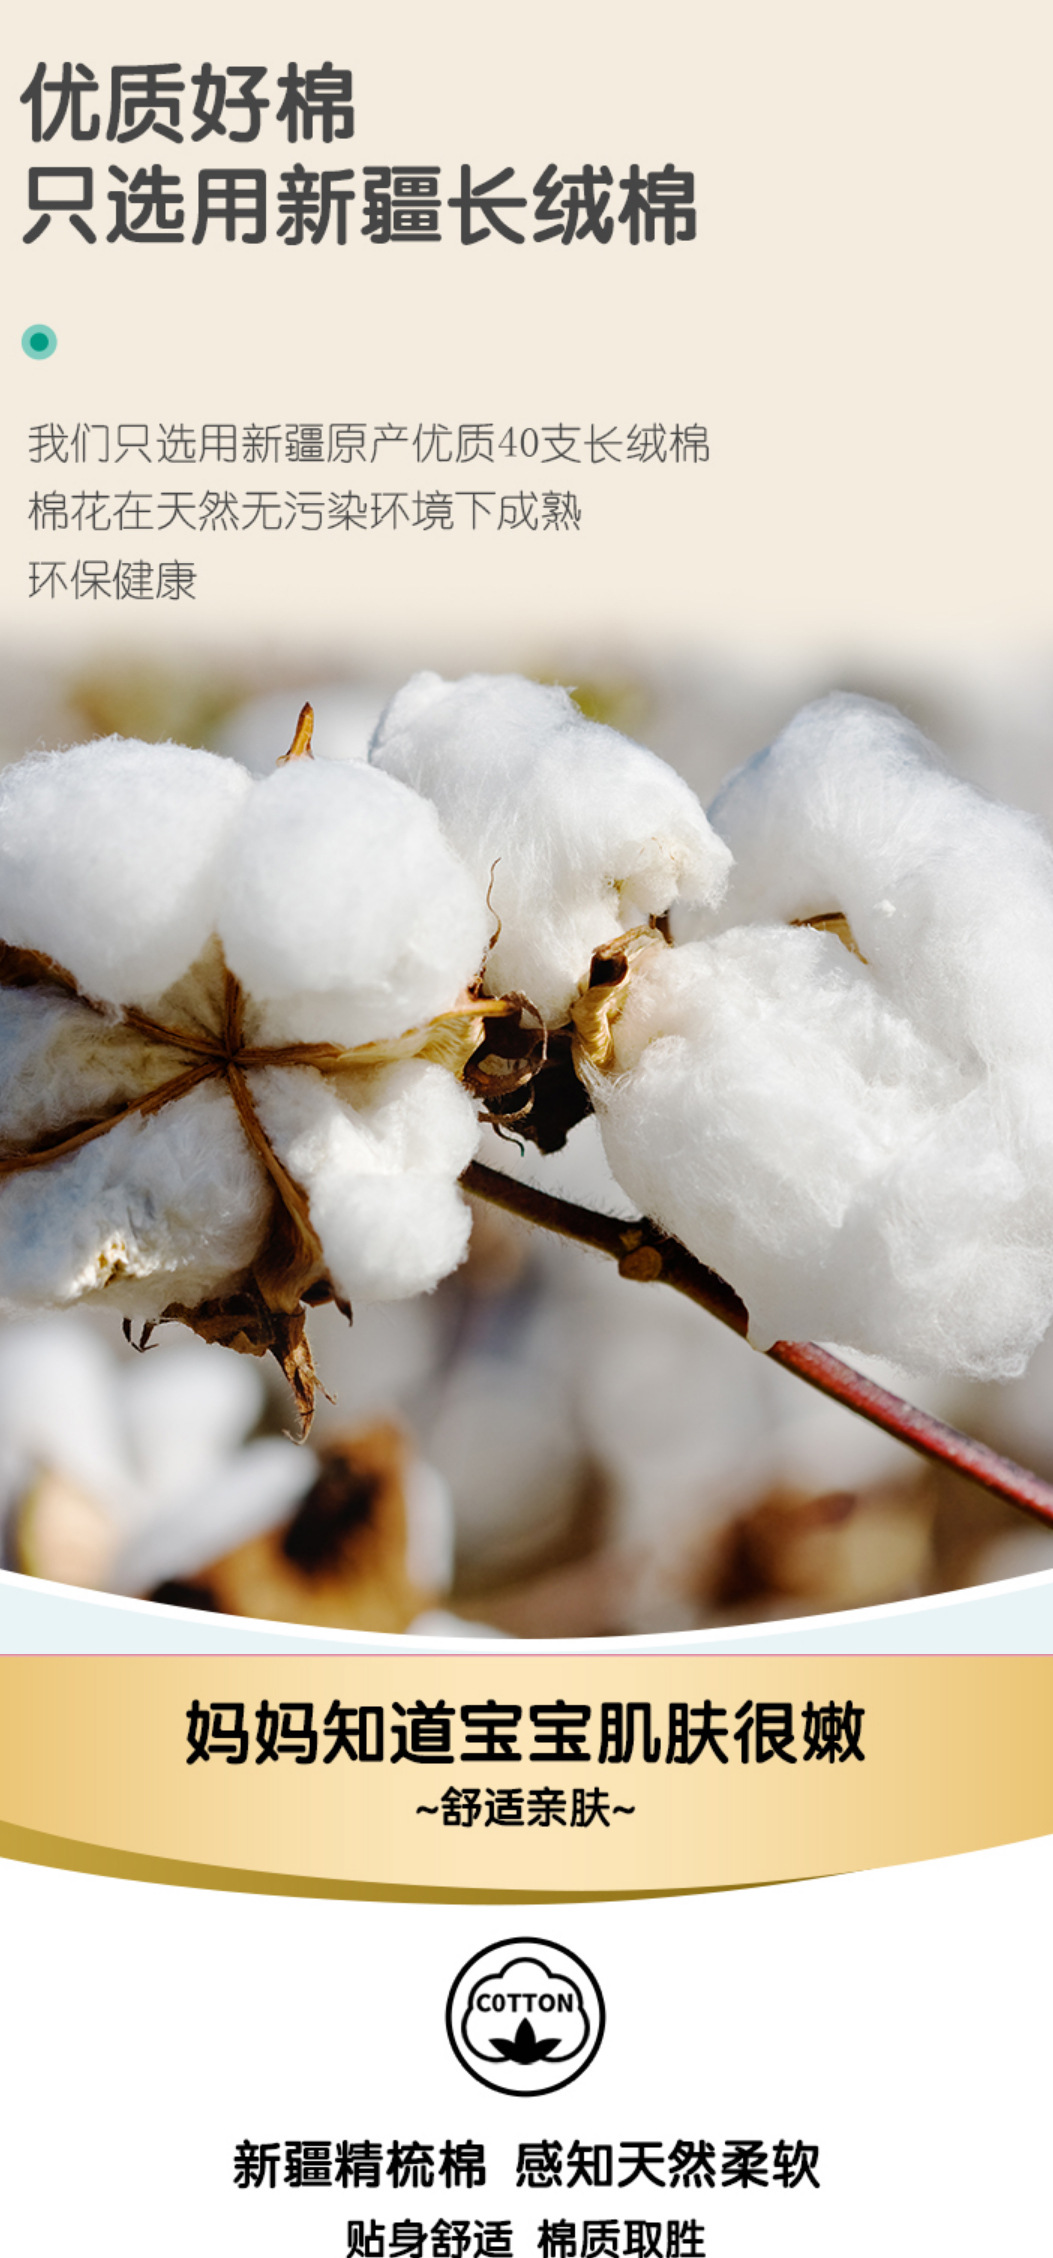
<box><xmin>1</xmin><ymin>1836</ymin><xmax>1048</xmax><ymax>2255</ymax></box>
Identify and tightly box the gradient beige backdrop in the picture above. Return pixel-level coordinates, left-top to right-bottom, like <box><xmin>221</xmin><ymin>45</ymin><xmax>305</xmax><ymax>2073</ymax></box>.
<box><xmin>1</xmin><ymin>1657</ymin><xmax>1050</xmax><ymax>1899</ymax></box>
<box><xmin>7</xmin><ymin>0</ymin><xmax>1052</xmax><ymax>672</ymax></box>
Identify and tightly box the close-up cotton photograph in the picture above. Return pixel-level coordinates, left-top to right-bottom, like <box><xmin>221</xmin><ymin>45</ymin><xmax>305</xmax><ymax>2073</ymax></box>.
<box><xmin>6</xmin><ymin>10</ymin><xmax>1053</xmax><ymax>2256</ymax></box>
<box><xmin>2</xmin><ymin>647</ymin><xmax>1052</xmax><ymax>1638</ymax></box>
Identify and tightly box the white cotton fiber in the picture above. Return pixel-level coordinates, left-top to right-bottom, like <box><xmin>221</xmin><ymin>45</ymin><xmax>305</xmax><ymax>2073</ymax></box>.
<box><xmin>249</xmin><ymin>1059</ymin><xmax>479</xmax><ymax>1303</ymax></box>
<box><xmin>370</xmin><ymin>671</ymin><xmax>731</xmax><ymax>1022</ymax></box>
<box><xmin>0</xmin><ymin>739</ymin><xmax>250</xmax><ymax>1006</ymax></box>
<box><xmin>593</xmin><ymin>696</ymin><xmax>1053</xmax><ymax>1378</ymax></box>
<box><xmin>336</xmin><ymin>1054</ymin><xmax>482</xmax><ymax>1174</ymax></box>
<box><xmin>0</xmin><ymin>723</ymin><xmax>498</xmax><ymax>1341</ymax></box>
<box><xmin>699</xmin><ymin>692</ymin><xmax>1053</xmax><ymax>1095</ymax></box>
<box><xmin>0</xmin><ymin>991</ymin><xmax>180</xmax><ymax>1147</ymax></box>
<box><xmin>217</xmin><ymin>758</ymin><xmax>489</xmax><ymax>1048</ymax></box>
<box><xmin>0</xmin><ymin>1082</ymin><xmax>270</xmax><ymax>1322</ymax></box>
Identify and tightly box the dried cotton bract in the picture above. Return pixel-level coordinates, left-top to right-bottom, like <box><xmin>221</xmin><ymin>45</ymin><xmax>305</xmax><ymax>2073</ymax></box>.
<box><xmin>589</xmin><ymin>695</ymin><xmax>1053</xmax><ymax>1379</ymax></box>
<box><xmin>0</xmin><ymin>730</ymin><xmax>491</xmax><ymax>1424</ymax></box>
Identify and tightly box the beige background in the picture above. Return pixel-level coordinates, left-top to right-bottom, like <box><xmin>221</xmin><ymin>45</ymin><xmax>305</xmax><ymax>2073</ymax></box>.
<box><xmin>6</xmin><ymin>0</ymin><xmax>1052</xmax><ymax>672</ymax></box>
<box><xmin>1</xmin><ymin>1656</ymin><xmax>1050</xmax><ymax>1897</ymax></box>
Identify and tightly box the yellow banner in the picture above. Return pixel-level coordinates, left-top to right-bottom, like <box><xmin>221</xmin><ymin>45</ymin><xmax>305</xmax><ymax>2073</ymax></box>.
<box><xmin>0</xmin><ymin>1656</ymin><xmax>1049</xmax><ymax>1901</ymax></box>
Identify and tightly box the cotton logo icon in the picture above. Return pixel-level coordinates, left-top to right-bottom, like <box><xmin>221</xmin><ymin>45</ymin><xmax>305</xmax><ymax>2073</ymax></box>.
<box><xmin>446</xmin><ymin>1938</ymin><xmax>605</xmax><ymax>2095</ymax></box>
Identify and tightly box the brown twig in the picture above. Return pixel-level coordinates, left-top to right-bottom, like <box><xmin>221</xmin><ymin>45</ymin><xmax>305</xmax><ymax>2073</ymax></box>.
<box><xmin>462</xmin><ymin>1160</ymin><xmax>1053</xmax><ymax>1532</ymax></box>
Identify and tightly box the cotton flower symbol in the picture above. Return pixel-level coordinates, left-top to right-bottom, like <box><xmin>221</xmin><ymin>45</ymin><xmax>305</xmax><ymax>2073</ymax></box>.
<box><xmin>489</xmin><ymin>2019</ymin><xmax>560</xmax><ymax>2065</ymax></box>
<box><xmin>0</xmin><ymin>706</ymin><xmax>494</xmax><ymax>1427</ymax></box>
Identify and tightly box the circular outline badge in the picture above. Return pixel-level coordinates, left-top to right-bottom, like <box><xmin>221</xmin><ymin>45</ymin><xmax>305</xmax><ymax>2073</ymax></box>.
<box><xmin>445</xmin><ymin>1935</ymin><xmax>606</xmax><ymax>2097</ymax></box>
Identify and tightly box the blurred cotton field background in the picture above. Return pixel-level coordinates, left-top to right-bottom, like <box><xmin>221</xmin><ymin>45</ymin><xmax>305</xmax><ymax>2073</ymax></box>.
<box><xmin>2</xmin><ymin>638</ymin><xmax>1053</xmax><ymax>1636</ymax></box>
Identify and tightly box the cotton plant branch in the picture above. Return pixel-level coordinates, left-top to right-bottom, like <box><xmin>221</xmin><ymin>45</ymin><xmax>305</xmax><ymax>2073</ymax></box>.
<box><xmin>462</xmin><ymin>1160</ymin><xmax>1053</xmax><ymax>1533</ymax></box>
<box><xmin>9</xmin><ymin>677</ymin><xmax>1053</xmax><ymax>1552</ymax></box>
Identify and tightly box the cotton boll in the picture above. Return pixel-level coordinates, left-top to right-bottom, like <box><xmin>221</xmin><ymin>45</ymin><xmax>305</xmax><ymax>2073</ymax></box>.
<box><xmin>0</xmin><ymin>738</ymin><xmax>490</xmax><ymax>1383</ymax></box>
<box><xmin>0</xmin><ymin>990</ymin><xmax>183</xmax><ymax>1147</ymax></box>
<box><xmin>340</xmin><ymin>1054</ymin><xmax>481</xmax><ymax>1176</ymax></box>
<box><xmin>249</xmin><ymin>1060</ymin><xmax>479</xmax><ymax>1303</ymax></box>
<box><xmin>594</xmin><ymin>927</ymin><xmax>1053</xmax><ymax>1378</ymax></box>
<box><xmin>0</xmin><ymin>1082</ymin><xmax>270</xmax><ymax>1322</ymax></box>
<box><xmin>0</xmin><ymin>739</ymin><xmax>250</xmax><ymax>1006</ymax></box>
<box><xmin>594</xmin><ymin>697</ymin><xmax>1053</xmax><ymax>1378</ymax></box>
<box><xmin>316</xmin><ymin>1172</ymin><xmax>474</xmax><ymax>1305</ymax></box>
<box><xmin>700</xmin><ymin>692</ymin><xmax>1053</xmax><ymax>1096</ymax></box>
<box><xmin>371</xmin><ymin>671</ymin><xmax>731</xmax><ymax>1022</ymax></box>
<box><xmin>217</xmin><ymin>759</ymin><xmax>489</xmax><ymax>1048</ymax></box>
<box><xmin>829</xmin><ymin>1087</ymin><xmax>1053</xmax><ymax>1376</ymax></box>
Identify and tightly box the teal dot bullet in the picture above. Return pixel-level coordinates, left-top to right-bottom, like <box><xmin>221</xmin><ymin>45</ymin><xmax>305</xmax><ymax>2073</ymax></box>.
<box><xmin>22</xmin><ymin>325</ymin><xmax>57</xmax><ymax>359</ymax></box>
